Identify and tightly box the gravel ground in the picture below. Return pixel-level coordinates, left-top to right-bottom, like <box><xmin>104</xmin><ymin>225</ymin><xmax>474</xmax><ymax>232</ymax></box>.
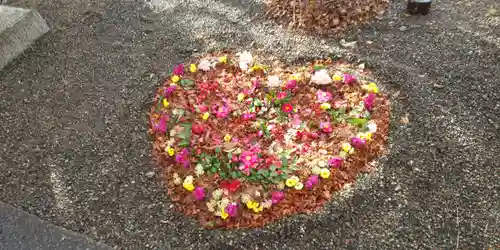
<box><xmin>1</xmin><ymin>0</ymin><xmax>499</xmax><ymax>249</ymax></box>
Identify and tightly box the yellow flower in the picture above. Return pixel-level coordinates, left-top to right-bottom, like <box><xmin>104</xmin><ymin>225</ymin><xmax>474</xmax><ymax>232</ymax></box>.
<box><xmin>294</xmin><ymin>182</ymin><xmax>304</xmax><ymax>190</ymax></box>
<box><xmin>162</xmin><ymin>99</ymin><xmax>169</xmax><ymax>108</ymax></box>
<box><xmin>171</xmin><ymin>75</ymin><xmax>180</xmax><ymax>83</ymax></box>
<box><xmin>201</xmin><ymin>112</ymin><xmax>210</xmax><ymax>120</ymax></box>
<box><xmin>219</xmin><ymin>55</ymin><xmax>228</xmax><ymax>64</ymax></box>
<box><xmin>290</xmin><ymin>73</ymin><xmax>301</xmax><ymax>81</ymax></box>
<box><xmin>237</xmin><ymin>93</ymin><xmax>245</xmax><ymax>102</ymax></box>
<box><xmin>342</xmin><ymin>143</ymin><xmax>354</xmax><ymax>154</ymax></box>
<box><xmin>166</xmin><ymin>147</ymin><xmax>175</xmax><ymax>156</ymax></box>
<box><xmin>189</xmin><ymin>64</ymin><xmax>197</xmax><ymax>73</ymax></box>
<box><xmin>246</xmin><ymin>201</ymin><xmax>258</xmax><ymax>209</ymax></box>
<box><xmin>252</xmin><ymin>204</ymin><xmax>264</xmax><ymax>213</ymax></box>
<box><xmin>320</xmin><ymin>103</ymin><xmax>331</xmax><ymax>110</ymax></box>
<box><xmin>220</xmin><ymin>208</ymin><xmax>229</xmax><ymax>220</ymax></box>
<box><xmin>285</xmin><ymin>177</ymin><xmax>299</xmax><ymax>187</ymax></box>
<box><xmin>368</xmin><ymin>82</ymin><xmax>379</xmax><ymax>93</ymax></box>
<box><xmin>365</xmin><ymin>132</ymin><xmax>373</xmax><ymax>140</ymax></box>
<box><xmin>183</xmin><ymin>182</ymin><xmax>195</xmax><ymax>191</ymax></box>
<box><xmin>251</xmin><ymin>65</ymin><xmax>264</xmax><ymax>72</ymax></box>
<box><xmin>320</xmin><ymin>168</ymin><xmax>331</xmax><ymax>179</ymax></box>
<box><xmin>224</xmin><ymin>134</ymin><xmax>232</xmax><ymax>142</ymax></box>
<box><xmin>333</xmin><ymin>74</ymin><xmax>343</xmax><ymax>81</ymax></box>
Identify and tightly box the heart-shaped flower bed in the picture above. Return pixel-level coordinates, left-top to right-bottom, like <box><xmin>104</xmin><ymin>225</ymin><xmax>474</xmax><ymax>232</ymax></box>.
<box><xmin>149</xmin><ymin>51</ymin><xmax>390</xmax><ymax>228</ymax></box>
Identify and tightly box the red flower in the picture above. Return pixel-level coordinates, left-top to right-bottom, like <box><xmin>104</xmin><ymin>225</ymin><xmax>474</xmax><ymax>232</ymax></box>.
<box><xmin>282</xmin><ymin>103</ymin><xmax>293</xmax><ymax>113</ymax></box>
<box><xmin>191</xmin><ymin>124</ymin><xmax>204</xmax><ymax>134</ymax></box>
<box><xmin>220</xmin><ymin>180</ymin><xmax>241</xmax><ymax>193</ymax></box>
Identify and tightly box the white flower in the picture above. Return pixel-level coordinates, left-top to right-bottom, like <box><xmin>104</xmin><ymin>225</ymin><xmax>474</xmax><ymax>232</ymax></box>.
<box><xmin>212</xmin><ymin>189</ymin><xmax>223</xmax><ymax>200</ymax></box>
<box><xmin>311</xmin><ymin>69</ymin><xmax>332</xmax><ymax>85</ymax></box>
<box><xmin>183</xmin><ymin>175</ymin><xmax>194</xmax><ymax>185</ymax></box>
<box><xmin>318</xmin><ymin>161</ymin><xmax>327</xmax><ymax>167</ymax></box>
<box><xmin>294</xmin><ymin>182</ymin><xmax>304</xmax><ymax>190</ymax></box>
<box><xmin>237</xmin><ymin>51</ymin><xmax>253</xmax><ymax>71</ymax></box>
<box><xmin>173</xmin><ymin>173</ymin><xmax>182</xmax><ymax>185</ymax></box>
<box><xmin>195</xmin><ymin>164</ymin><xmax>205</xmax><ymax>177</ymax></box>
<box><xmin>198</xmin><ymin>60</ymin><xmax>212</xmax><ymax>71</ymax></box>
<box><xmin>312</xmin><ymin>166</ymin><xmax>322</xmax><ymax>175</ymax></box>
<box><xmin>267</xmin><ymin>75</ymin><xmax>281</xmax><ymax>88</ymax></box>
<box><xmin>367</xmin><ymin>122</ymin><xmax>377</xmax><ymax>133</ymax></box>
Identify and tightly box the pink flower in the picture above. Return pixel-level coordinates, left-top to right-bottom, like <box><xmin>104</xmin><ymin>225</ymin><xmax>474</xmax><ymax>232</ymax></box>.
<box><xmin>285</xmin><ymin>80</ymin><xmax>297</xmax><ymax>90</ymax></box>
<box><xmin>271</xmin><ymin>191</ymin><xmax>285</xmax><ymax>204</ymax></box>
<box><xmin>343</xmin><ymin>73</ymin><xmax>357</xmax><ymax>85</ymax></box>
<box><xmin>164</xmin><ymin>85</ymin><xmax>177</xmax><ymax>97</ymax></box>
<box><xmin>306</xmin><ymin>175</ymin><xmax>319</xmax><ymax>189</ymax></box>
<box><xmin>277</xmin><ymin>91</ymin><xmax>288</xmax><ymax>100</ymax></box>
<box><xmin>240</xmin><ymin>151</ymin><xmax>258</xmax><ymax>167</ymax></box>
<box><xmin>328</xmin><ymin>157</ymin><xmax>343</xmax><ymax>168</ymax></box>
<box><xmin>173</xmin><ymin>64</ymin><xmax>184</xmax><ymax>76</ymax></box>
<box><xmin>196</xmin><ymin>105</ymin><xmax>208</xmax><ymax>113</ymax></box>
<box><xmin>215</xmin><ymin>105</ymin><xmax>230</xmax><ymax>118</ymax></box>
<box><xmin>251</xmin><ymin>77</ymin><xmax>261</xmax><ymax>88</ymax></box>
<box><xmin>316</xmin><ymin>90</ymin><xmax>332</xmax><ymax>103</ymax></box>
<box><xmin>152</xmin><ymin>115</ymin><xmax>168</xmax><ymax>133</ymax></box>
<box><xmin>291</xmin><ymin>114</ymin><xmax>302</xmax><ymax>128</ymax></box>
<box><xmin>364</xmin><ymin>93</ymin><xmax>376</xmax><ymax>111</ymax></box>
<box><xmin>225</xmin><ymin>203</ymin><xmax>238</xmax><ymax>217</ymax></box>
<box><xmin>282</xmin><ymin>103</ymin><xmax>293</xmax><ymax>113</ymax></box>
<box><xmin>320</xmin><ymin>122</ymin><xmax>333</xmax><ymax>133</ymax></box>
<box><xmin>351</xmin><ymin>137</ymin><xmax>366</xmax><ymax>148</ymax></box>
<box><xmin>242</xmin><ymin>112</ymin><xmax>256</xmax><ymax>120</ymax></box>
<box><xmin>193</xmin><ymin>187</ymin><xmax>205</xmax><ymax>201</ymax></box>
<box><xmin>175</xmin><ymin>148</ymin><xmax>190</xmax><ymax>168</ymax></box>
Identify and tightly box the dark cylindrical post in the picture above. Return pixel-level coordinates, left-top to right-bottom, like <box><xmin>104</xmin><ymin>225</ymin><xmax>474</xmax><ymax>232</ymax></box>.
<box><xmin>407</xmin><ymin>0</ymin><xmax>432</xmax><ymax>15</ymax></box>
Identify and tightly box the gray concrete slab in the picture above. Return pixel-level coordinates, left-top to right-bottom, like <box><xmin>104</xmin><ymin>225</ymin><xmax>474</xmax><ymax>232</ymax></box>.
<box><xmin>0</xmin><ymin>202</ymin><xmax>112</xmax><ymax>250</ymax></box>
<box><xmin>0</xmin><ymin>6</ymin><xmax>49</xmax><ymax>70</ymax></box>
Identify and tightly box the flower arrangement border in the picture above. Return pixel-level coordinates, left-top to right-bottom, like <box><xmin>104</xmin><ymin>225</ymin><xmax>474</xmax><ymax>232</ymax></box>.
<box><xmin>149</xmin><ymin>50</ymin><xmax>391</xmax><ymax>229</ymax></box>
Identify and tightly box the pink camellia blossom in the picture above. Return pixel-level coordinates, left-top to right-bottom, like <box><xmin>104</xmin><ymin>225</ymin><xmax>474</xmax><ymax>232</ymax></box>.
<box><xmin>242</xmin><ymin>112</ymin><xmax>256</xmax><ymax>121</ymax></box>
<box><xmin>316</xmin><ymin>90</ymin><xmax>332</xmax><ymax>103</ymax></box>
<box><xmin>320</xmin><ymin>122</ymin><xmax>333</xmax><ymax>133</ymax></box>
<box><xmin>351</xmin><ymin>137</ymin><xmax>366</xmax><ymax>148</ymax></box>
<box><xmin>285</xmin><ymin>79</ymin><xmax>297</xmax><ymax>90</ymax></box>
<box><xmin>173</xmin><ymin>64</ymin><xmax>184</xmax><ymax>76</ymax></box>
<box><xmin>215</xmin><ymin>105</ymin><xmax>230</xmax><ymax>118</ymax></box>
<box><xmin>225</xmin><ymin>203</ymin><xmax>238</xmax><ymax>217</ymax></box>
<box><xmin>306</xmin><ymin>175</ymin><xmax>319</xmax><ymax>189</ymax></box>
<box><xmin>277</xmin><ymin>91</ymin><xmax>288</xmax><ymax>100</ymax></box>
<box><xmin>152</xmin><ymin>115</ymin><xmax>168</xmax><ymax>133</ymax></box>
<box><xmin>328</xmin><ymin>157</ymin><xmax>343</xmax><ymax>168</ymax></box>
<box><xmin>343</xmin><ymin>73</ymin><xmax>357</xmax><ymax>85</ymax></box>
<box><xmin>164</xmin><ymin>84</ymin><xmax>177</xmax><ymax>97</ymax></box>
<box><xmin>193</xmin><ymin>187</ymin><xmax>205</xmax><ymax>201</ymax></box>
<box><xmin>240</xmin><ymin>151</ymin><xmax>258</xmax><ymax>167</ymax></box>
<box><xmin>271</xmin><ymin>191</ymin><xmax>285</xmax><ymax>204</ymax></box>
<box><xmin>364</xmin><ymin>93</ymin><xmax>376</xmax><ymax>111</ymax></box>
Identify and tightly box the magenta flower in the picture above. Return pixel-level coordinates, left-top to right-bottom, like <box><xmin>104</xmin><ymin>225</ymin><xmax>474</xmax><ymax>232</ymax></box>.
<box><xmin>164</xmin><ymin>85</ymin><xmax>177</xmax><ymax>97</ymax></box>
<box><xmin>215</xmin><ymin>105</ymin><xmax>230</xmax><ymax>118</ymax></box>
<box><xmin>242</xmin><ymin>112</ymin><xmax>256</xmax><ymax>121</ymax></box>
<box><xmin>306</xmin><ymin>175</ymin><xmax>319</xmax><ymax>189</ymax></box>
<box><xmin>175</xmin><ymin>148</ymin><xmax>190</xmax><ymax>167</ymax></box>
<box><xmin>271</xmin><ymin>191</ymin><xmax>285</xmax><ymax>204</ymax></box>
<box><xmin>343</xmin><ymin>73</ymin><xmax>357</xmax><ymax>85</ymax></box>
<box><xmin>351</xmin><ymin>137</ymin><xmax>366</xmax><ymax>148</ymax></box>
<box><xmin>251</xmin><ymin>77</ymin><xmax>261</xmax><ymax>88</ymax></box>
<box><xmin>152</xmin><ymin>115</ymin><xmax>168</xmax><ymax>133</ymax></box>
<box><xmin>277</xmin><ymin>91</ymin><xmax>288</xmax><ymax>100</ymax></box>
<box><xmin>240</xmin><ymin>151</ymin><xmax>258</xmax><ymax>167</ymax></box>
<box><xmin>328</xmin><ymin>157</ymin><xmax>343</xmax><ymax>168</ymax></box>
<box><xmin>225</xmin><ymin>203</ymin><xmax>238</xmax><ymax>217</ymax></box>
<box><xmin>364</xmin><ymin>93</ymin><xmax>376</xmax><ymax>111</ymax></box>
<box><xmin>316</xmin><ymin>90</ymin><xmax>332</xmax><ymax>103</ymax></box>
<box><xmin>285</xmin><ymin>79</ymin><xmax>297</xmax><ymax>90</ymax></box>
<box><xmin>173</xmin><ymin>64</ymin><xmax>184</xmax><ymax>76</ymax></box>
<box><xmin>320</xmin><ymin>122</ymin><xmax>333</xmax><ymax>133</ymax></box>
<box><xmin>193</xmin><ymin>187</ymin><xmax>205</xmax><ymax>201</ymax></box>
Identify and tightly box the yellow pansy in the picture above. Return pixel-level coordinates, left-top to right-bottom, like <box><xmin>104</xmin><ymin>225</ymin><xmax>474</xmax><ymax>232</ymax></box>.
<box><xmin>224</xmin><ymin>134</ymin><xmax>232</xmax><ymax>142</ymax></box>
<box><xmin>252</xmin><ymin>204</ymin><xmax>264</xmax><ymax>213</ymax></box>
<box><xmin>201</xmin><ymin>112</ymin><xmax>210</xmax><ymax>120</ymax></box>
<box><xmin>320</xmin><ymin>103</ymin><xmax>331</xmax><ymax>110</ymax></box>
<box><xmin>290</xmin><ymin>73</ymin><xmax>301</xmax><ymax>81</ymax></box>
<box><xmin>220</xmin><ymin>208</ymin><xmax>229</xmax><ymax>220</ymax></box>
<box><xmin>162</xmin><ymin>99</ymin><xmax>169</xmax><ymax>108</ymax></box>
<box><xmin>251</xmin><ymin>65</ymin><xmax>264</xmax><ymax>72</ymax></box>
<box><xmin>342</xmin><ymin>143</ymin><xmax>354</xmax><ymax>154</ymax></box>
<box><xmin>219</xmin><ymin>55</ymin><xmax>228</xmax><ymax>64</ymax></box>
<box><xmin>237</xmin><ymin>93</ymin><xmax>245</xmax><ymax>102</ymax></box>
<box><xmin>333</xmin><ymin>74</ymin><xmax>343</xmax><ymax>81</ymax></box>
<box><xmin>166</xmin><ymin>147</ymin><xmax>175</xmax><ymax>156</ymax></box>
<box><xmin>359</xmin><ymin>132</ymin><xmax>373</xmax><ymax>141</ymax></box>
<box><xmin>171</xmin><ymin>75</ymin><xmax>180</xmax><ymax>83</ymax></box>
<box><xmin>368</xmin><ymin>82</ymin><xmax>379</xmax><ymax>93</ymax></box>
<box><xmin>189</xmin><ymin>64</ymin><xmax>197</xmax><ymax>73</ymax></box>
<box><xmin>183</xmin><ymin>182</ymin><xmax>195</xmax><ymax>191</ymax></box>
<box><xmin>285</xmin><ymin>176</ymin><xmax>299</xmax><ymax>187</ymax></box>
<box><xmin>246</xmin><ymin>200</ymin><xmax>258</xmax><ymax>209</ymax></box>
<box><xmin>320</xmin><ymin>168</ymin><xmax>331</xmax><ymax>179</ymax></box>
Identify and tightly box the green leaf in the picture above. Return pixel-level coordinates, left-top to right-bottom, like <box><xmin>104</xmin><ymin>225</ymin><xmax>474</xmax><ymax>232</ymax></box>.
<box><xmin>220</xmin><ymin>172</ymin><xmax>227</xmax><ymax>178</ymax></box>
<box><xmin>210</xmin><ymin>167</ymin><xmax>217</xmax><ymax>173</ymax></box>
<box><xmin>180</xmin><ymin>79</ymin><xmax>194</xmax><ymax>87</ymax></box>
<box><xmin>215</xmin><ymin>147</ymin><xmax>221</xmax><ymax>153</ymax></box>
<box><xmin>270</xmin><ymin>172</ymin><xmax>278</xmax><ymax>177</ymax></box>
<box><xmin>280</xmin><ymin>157</ymin><xmax>289</xmax><ymax>167</ymax></box>
<box><xmin>178</xmin><ymin>140</ymin><xmax>190</xmax><ymax>147</ymax></box>
<box><xmin>227</xmin><ymin>152</ymin><xmax>233</xmax><ymax>160</ymax></box>
<box><xmin>231</xmin><ymin>171</ymin><xmax>238</xmax><ymax>179</ymax></box>
<box><xmin>270</xmin><ymin>165</ymin><xmax>277</xmax><ymax>172</ymax></box>
<box><xmin>313</xmin><ymin>64</ymin><xmax>325</xmax><ymax>71</ymax></box>
<box><xmin>346</xmin><ymin>118</ymin><xmax>368</xmax><ymax>127</ymax></box>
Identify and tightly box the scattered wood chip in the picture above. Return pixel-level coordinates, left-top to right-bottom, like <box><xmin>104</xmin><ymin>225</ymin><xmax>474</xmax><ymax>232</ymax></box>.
<box><xmin>400</xmin><ymin>114</ymin><xmax>410</xmax><ymax>125</ymax></box>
